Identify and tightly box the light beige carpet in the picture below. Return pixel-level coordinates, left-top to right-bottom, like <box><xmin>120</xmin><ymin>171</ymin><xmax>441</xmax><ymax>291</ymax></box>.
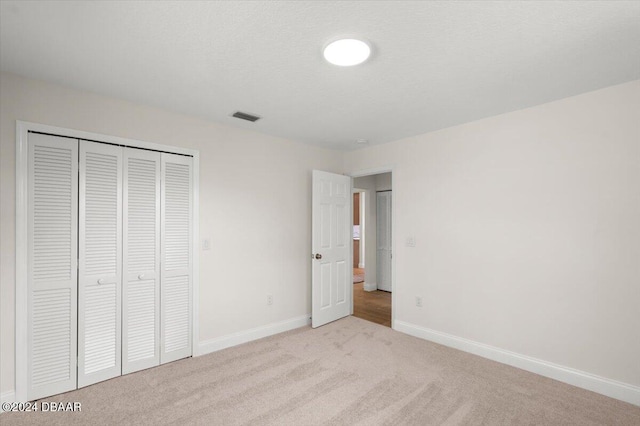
<box><xmin>5</xmin><ymin>316</ymin><xmax>639</xmax><ymax>425</ymax></box>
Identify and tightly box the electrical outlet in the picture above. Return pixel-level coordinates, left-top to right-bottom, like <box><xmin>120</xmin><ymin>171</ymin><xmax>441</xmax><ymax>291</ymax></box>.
<box><xmin>202</xmin><ymin>238</ymin><xmax>211</xmax><ymax>251</ymax></box>
<box><xmin>267</xmin><ymin>294</ymin><xmax>273</xmax><ymax>305</ymax></box>
<box><xmin>415</xmin><ymin>296</ymin><xmax>423</xmax><ymax>307</ymax></box>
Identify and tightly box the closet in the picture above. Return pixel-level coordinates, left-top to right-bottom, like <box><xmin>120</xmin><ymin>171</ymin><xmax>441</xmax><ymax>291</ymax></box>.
<box><xmin>26</xmin><ymin>133</ymin><xmax>193</xmax><ymax>400</ymax></box>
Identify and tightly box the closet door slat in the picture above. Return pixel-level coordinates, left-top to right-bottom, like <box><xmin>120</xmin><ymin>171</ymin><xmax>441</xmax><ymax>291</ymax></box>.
<box><xmin>78</xmin><ymin>141</ymin><xmax>123</xmax><ymax>388</ymax></box>
<box><xmin>27</xmin><ymin>133</ymin><xmax>78</xmax><ymax>400</ymax></box>
<box><xmin>160</xmin><ymin>153</ymin><xmax>193</xmax><ymax>364</ymax></box>
<box><xmin>123</xmin><ymin>148</ymin><xmax>161</xmax><ymax>374</ymax></box>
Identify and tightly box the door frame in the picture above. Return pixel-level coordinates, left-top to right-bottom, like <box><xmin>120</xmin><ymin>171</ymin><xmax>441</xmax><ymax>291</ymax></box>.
<box><xmin>349</xmin><ymin>166</ymin><xmax>395</xmax><ymax>329</ymax></box>
<box><xmin>15</xmin><ymin>120</ymin><xmax>200</xmax><ymax>402</ymax></box>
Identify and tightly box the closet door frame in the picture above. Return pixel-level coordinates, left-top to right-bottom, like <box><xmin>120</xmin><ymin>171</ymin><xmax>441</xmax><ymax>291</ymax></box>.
<box><xmin>15</xmin><ymin>121</ymin><xmax>200</xmax><ymax>402</ymax></box>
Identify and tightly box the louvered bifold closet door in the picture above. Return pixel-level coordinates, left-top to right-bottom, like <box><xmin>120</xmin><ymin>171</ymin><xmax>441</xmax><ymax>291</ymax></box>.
<box><xmin>123</xmin><ymin>148</ymin><xmax>161</xmax><ymax>374</ymax></box>
<box><xmin>27</xmin><ymin>133</ymin><xmax>78</xmax><ymax>400</ymax></box>
<box><xmin>78</xmin><ymin>141</ymin><xmax>123</xmax><ymax>388</ymax></box>
<box><xmin>160</xmin><ymin>153</ymin><xmax>193</xmax><ymax>364</ymax></box>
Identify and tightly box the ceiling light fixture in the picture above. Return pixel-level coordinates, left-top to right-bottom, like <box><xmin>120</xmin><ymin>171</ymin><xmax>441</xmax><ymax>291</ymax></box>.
<box><xmin>323</xmin><ymin>38</ymin><xmax>371</xmax><ymax>66</ymax></box>
<box><xmin>355</xmin><ymin>139</ymin><xmax>369</xmax><ymax>145</ymax></box>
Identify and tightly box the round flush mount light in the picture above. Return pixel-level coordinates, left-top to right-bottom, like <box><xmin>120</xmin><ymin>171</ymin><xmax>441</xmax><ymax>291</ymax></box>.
<box><xmin>323</xmin><ymin>38</ymin><xmax>371</xmax><ymax>66</ymax></box>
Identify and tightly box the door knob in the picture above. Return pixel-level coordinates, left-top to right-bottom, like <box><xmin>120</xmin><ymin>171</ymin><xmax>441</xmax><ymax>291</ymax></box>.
<box><xmin>314</xmin><ymin>253</ymin><xmax>322</xmax><ymax>260</ymax></box>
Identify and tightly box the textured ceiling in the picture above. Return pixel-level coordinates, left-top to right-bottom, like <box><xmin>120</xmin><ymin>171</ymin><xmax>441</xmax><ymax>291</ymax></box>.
<box><xmin>1</xmin><ymin>1</ymin><xmax>639</xmax><ymax>150</ymax></box>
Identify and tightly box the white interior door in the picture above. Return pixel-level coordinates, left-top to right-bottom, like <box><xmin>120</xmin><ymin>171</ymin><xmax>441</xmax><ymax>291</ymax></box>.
<box><xmin>311</xmin><ymin>170</ymin><xmax>351</xmax><ymax>328</ymax></box>
<box><xmin>376</xmin><ymin>191</ymin><xmax>392</xmax><ymax>292</ymax></box>
<box><xmin>27</xmin><ymin>133</ymin><xmax>78</xmax><ymax>400</ymax></box>
<box><xmin>160</xmin><ymin>153</ymin><xmax>193</xmax><ymax>364</ymax></box>
<box><xmin>78</xmin><ymin>140</ymin><xmax>123</xmax><ymax>387</ymax></box>
<box><xmin>123</xmin><ymin>148</ymin><xmax>161</xmax><ymax>374</ymax></box>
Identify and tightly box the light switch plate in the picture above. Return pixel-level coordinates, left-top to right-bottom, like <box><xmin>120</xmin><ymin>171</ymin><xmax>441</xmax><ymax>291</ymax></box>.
<box><xmin>202</xmin><ymin>238</ymin><xmax>211</xmax><ymax>250</ymax></box>
<box><xmin>406</xmin><ymin>237</ymin><xmax>416</xmax><ymax>247</ymax></box>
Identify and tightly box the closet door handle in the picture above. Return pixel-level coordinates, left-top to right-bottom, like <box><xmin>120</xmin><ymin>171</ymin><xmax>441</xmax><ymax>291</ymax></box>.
<box><xmin>138</xmin><ymin>274</ymin><xmax>145</xmax><ymax>280</ymax></box>
<box><xmin>97</xmin><ymin>278</ymin><xmax>106</xmax><ymax>285</ymax></box>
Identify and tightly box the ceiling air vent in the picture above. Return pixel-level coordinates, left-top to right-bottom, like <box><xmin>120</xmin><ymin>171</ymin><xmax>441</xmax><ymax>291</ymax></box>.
<box><xmin>232</xmin><ymin>111</ymin><xmax>261</xmax><ymax>122</ymax></box>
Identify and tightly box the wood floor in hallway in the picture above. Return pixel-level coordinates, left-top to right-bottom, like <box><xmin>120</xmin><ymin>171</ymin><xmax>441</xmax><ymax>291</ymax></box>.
<box><xmin>353</xmin><ymin>281</ymin><xmax>391</xmax><ymax>327</ymax></box>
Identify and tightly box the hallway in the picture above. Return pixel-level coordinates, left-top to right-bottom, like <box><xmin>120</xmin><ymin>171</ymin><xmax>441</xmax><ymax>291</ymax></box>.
<box><xmin>352</xmin><ymin>275</ymin><xmax>391</xmax><ymax>327</ymax></box>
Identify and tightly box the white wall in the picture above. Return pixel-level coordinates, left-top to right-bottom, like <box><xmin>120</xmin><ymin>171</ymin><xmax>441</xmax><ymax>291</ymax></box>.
<box><xmin>0</xmin><ymin>72</ymin><xmax>342</xmax><ymax>396</ymax></box>
<box><xmin>344</xmin><ymin>80</ymin><xmax>640</xmax><ymax>392</ymax></box>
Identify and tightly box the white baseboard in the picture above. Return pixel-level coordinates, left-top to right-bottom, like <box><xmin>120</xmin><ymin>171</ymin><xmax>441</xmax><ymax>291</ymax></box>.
<box><xmin>394</xmin><ymin>320</ymin><xmax>640</xmax><ymax>407</ymax></box>
<box><xmin>197</xmin><ymin>314</ymin><xmax>311</xmax><ymax>356</ymax></box>
<box><xmin>1</xmin><ymin>390</ymin><xmax>16</xmax><ymax>413</ymax></box>
<box><xmin>358</xmin><ymin>263</ymin><xmax>364</xmax><ymax>269</ymax></box>
<box><xmin>363</xmin><ymin>282</ymin><xmax>377</xmax><ymax>292</ymax></box>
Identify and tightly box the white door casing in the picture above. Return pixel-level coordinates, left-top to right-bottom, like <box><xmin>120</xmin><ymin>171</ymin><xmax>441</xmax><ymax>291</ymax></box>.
<box><xmin>312</xmin><ymin>170</ymin><xmax>352</xmax><ymax>328</ymax></box>
<box><xmin>160</xmin><ymin>153</ymin><xmax>193</xmax><ymax>363</ymax></box>
<box><xmin>26</xmin><ymin>133</ymin><xmax>79</xmax><ymax>400</ymax></box>
<box><xmin>123</xmin><ymin>148</ymin><xmax>161</xmax><ymax>374</ymax></box>
<box><xmin>78</xmin><ymin>141</ymin><xmax>123</xmax><ymax>388</ymax></box>
<box><xmin>376</xmin><ymin>191</ymin><xmax>392</xmax><ymax>292</ymax></box>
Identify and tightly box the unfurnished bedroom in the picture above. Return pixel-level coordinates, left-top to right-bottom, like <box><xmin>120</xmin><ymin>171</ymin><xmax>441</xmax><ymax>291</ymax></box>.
<box><xmin>0</xmin><ymin>1</ymin><xmax>639</xmax><ymax>424</ymax></box>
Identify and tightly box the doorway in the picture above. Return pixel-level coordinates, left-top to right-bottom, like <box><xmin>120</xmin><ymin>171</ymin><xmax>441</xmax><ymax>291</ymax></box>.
<box><xmin>352</xmin><ymin>172</ymin><xmax>392</xmax><ymax>327</ymax></box>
